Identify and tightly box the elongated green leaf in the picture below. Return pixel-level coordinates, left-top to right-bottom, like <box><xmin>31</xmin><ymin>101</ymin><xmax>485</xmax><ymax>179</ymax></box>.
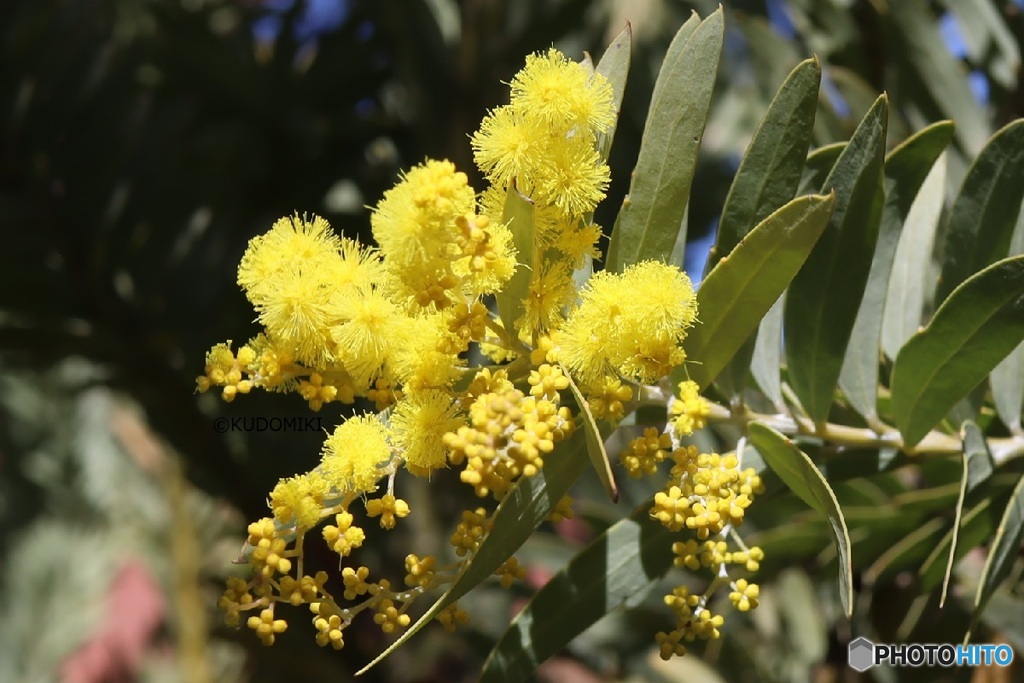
<box><xmin>708</xmin><ymin>58</ymin><xmax>820</xmax><ymax>397</ymax></box>
<box><xmin>839</xmin><ymin>121</ymin><xmax>955</xmax><ymax>420</ymax></box>
<box><xmin>881</xmin><ymin>152</ymin><xmax>947</xmax><ymax>359</ymax></box>
<box><xmin>797</xmin><ymin>142</ymin><xmax>845</xmax><ymax>195</ymax></box>
<box><xmin>887</xmin><ymin>0</ymin><xmax>989</xmax><ymax>156</ymax></box>
<box><xmin>785</xmin><ymin>96</ymin><xmax>888</xmax><ymax>422</ymax></box>
<box><xmin>751</xmin><ymin>293</ymin><xmax>784</xmax><ymax>406</ymax></box>
<box><xmin>682</xmin><ymin>194</ymin><xmax>834</xmax><ymax>390</ymax></box>
<box><xmin>940</xmin><ymin>421</ymin><xmax>995</xmax><ymax>605</ymax></box>
<box><xmin>918</xmin><ymin>473</ymin><xmax>1020</xmax><ymax>591</ymax></box>
<box><xmin>747</xmin><ymin>421</ymin><xmax>853</xmax><ymax>616</ymax></box>
<box><xmin>971</xmin><ymin>474</ymin><xmax>1024</xmax><ymax>634</ymax></box>
<box><xmin>709</xmin><ymin>57</ymin><xmax>821</xmax><ymax>274</ymax></box>
<box><xmin>891</xmin><ymin>255</ymin><xmax>1024</xmax><ymax>447</ymax></box>
<box><xmin>866</xmin><ymin>517</ymin><xmax>947</xmax><ymax>583</ymax></box>
<box><xmin>479</xmin><ymin>505</ymin><xmax>674</xmax><ymax>683</ymax></box>
<box><xmin>606</xmin><ymin>8</ymin><xmax>723</xmax><ymax>272</ymax></box>
<box><xmin>496</xmin><ymin>184</ymin><xmax>535</xmax><ymax>338</ymax></box>
<box><xmin>357</xmin><ymin>430</ymin><xmax>589</xmax><ymax>674</ymax></box>
<box><xmin>595</xmin><ymin>23</ymin><xmax>631</xmax><ymax>164</ymax></box>
<box><xmin>991</xmin><ymin>211</ymin><xmax>1024</xmax><ymax>432</ymax></box>
<box><xmin>561</xmin><ymin>363</ymin><xmax>617</xmax><ymax>502</ymax></box>
<box><xmin>937</xmin><ymin>120</ymin><xmax>1024</xmax><ymax>303</ymax></box>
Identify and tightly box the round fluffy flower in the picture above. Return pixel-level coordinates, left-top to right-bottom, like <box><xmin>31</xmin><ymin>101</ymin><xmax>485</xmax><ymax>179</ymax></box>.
<box><xmin>371</xmin><ymin>159</ymin><xmax>475</xmax><ymax>270</ymax></box>
<box><xmin>237</xmin><ymin>215</ymin><xmax>351</xmax><ymax>365</ymax></box>
<box><xmin>330</xmin><ymin>287</ymin><xmax>403</xmax><ymax>387</ymax></box>
<box><xmin>509</xmin><ymin>47</ymin><xmax>616</xmax><ymax>134</ymax></box>
<box><xmin>391</xmin><ymin>390</ymin><xmax>464</xmax><ymax>476</ymax></box>
<box><xmin>320</xmin><ymin>415</ymin><xmax>392</xmax><ymax>493</ymax></box>
<box><xmin>270</xmin><ymin>472</ymin><xmax>328</xmax><ymax>529</ymax></box>
<box><xmin>557</xmin><ymin>261</ymin><xmax>698</xmax><ymax>384</ymax></box>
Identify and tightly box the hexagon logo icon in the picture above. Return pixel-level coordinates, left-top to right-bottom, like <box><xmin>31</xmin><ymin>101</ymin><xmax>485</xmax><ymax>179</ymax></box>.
<box><xmin>848</xmin><ymin>637</ymin><xmax>875</xmax><ymax>672</ymax></box>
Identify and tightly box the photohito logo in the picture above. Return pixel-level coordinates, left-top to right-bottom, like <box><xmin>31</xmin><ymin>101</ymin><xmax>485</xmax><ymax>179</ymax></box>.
<box><xmin>848</xmin><ymin>637</ymin><xmax>1014</xmax><ymax>671</ymax></box>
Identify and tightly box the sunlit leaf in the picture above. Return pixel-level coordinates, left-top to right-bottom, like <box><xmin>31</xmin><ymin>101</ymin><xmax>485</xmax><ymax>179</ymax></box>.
<box><xmin>939</xmin><ymin>421</ymin><xmax>996</xmax><ymax>605</ymax></box>
<box><xmin>747</xmin><ymin>422</ymin><xmax>853</xmax><ymax>616</ymax></box>
<box><xmin>891</xmin><ymin>255</ymin><xmax>1024</xmax><ymax>447</ymax></box>
<box><xmin>479</xmin><ymin>504</ymin><xmax>674</xmax><ymax>683</ymax></box>
<box><xmin>495</xmin><ymin>184</ymin><xmax>535</xmax><ymax>339</ymax></box>
<box><xmin>595</xmin><ymin>23</ymin><xmax>631</xmax><ymax>163</ymax></box>
<box><xmin>937</xmin><ymin>120</ymin><xmax>1024</xmax><ymax>303</ymax></box>
<box><xmin>606</xmin><ymin>8</ymin><xmax>723</xmax><ymax>272</ymax></box>
<box><xmin>682</xmin><ymin>194</ymin><xmax>833</xmax><ymax>390</ymax></box>
<box><xmin>357</xmin><ymin>430</ymin><xmax>589</xmax><ymax>674</ymax></box>
<box><xmin>881</xmin><ymin>152</ymin><xmax>947</xmax><ymax>358</ymax></box>
<box><xmin>786</xmin><ymin>95</ymin><xmax>888</xmax><ymax>422</ymax></box>
<box><xmin>970</xmin><ymin>473</ymin><xmax>1024</xmax><ymax>636</ymax></box>
<box><xmin>708</xmin><ymin>57</ymin><xmax>820</xmax><ymax>397</ymax></box>
<box><xmin>561</xmin><ymin>363</ymin><xmax>617</xmax><ymax>502</ymax></box>
<box><xmin>839</xmin><ymin>121</ymin><xmax>954</xmax><ymax>420</ymax></box>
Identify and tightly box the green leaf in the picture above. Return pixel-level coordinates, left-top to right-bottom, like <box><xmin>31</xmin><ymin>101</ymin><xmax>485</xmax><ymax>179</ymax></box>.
<box><xmin>991</xmin><ymin>211</ymin><xmax>1024</xmax><ymax>432</ymax></box>
<box><xmin>682</xmin><ymin>194</ymin><xmax>834</xmax><ymax>390</ymax></box>
<box><xmin>706</xmin><ymin>57</ymin><xmax>820</xmax><ymax>397</ymax></box>
<box><xmin>561</xmin><ymin>362</ymin><xmax>617</xmax><ymax>502</ymax></box>
<box><xmin>881</xmin><ymin>152</ymin><xmax>947</xmax><ymax>359</ymax></box>
<box><xmin>918</xmin><ymin>473</ymin><xmax>1020</xmax><ymax>591</ymax></box>
<box><xmin>891</xmin><ymin>255</ymin><xmax>1024</xmax><ymax>447</ymax></box>
<box><xmin>785</xmin><ymin>95</ymin><xmax>888</xmax><ymax>422</ymax></box>
<box><xmin>479</xmin><ymin>505</ymin><xmax>674</xmax><ymax>683</ymax></box>
<box><xmin>839</xmin><ymin>121</ymin><xmax>955</xmax><ymax>420</ymax></box>
<box><xmin>747</xmin><ymin>421</ymin><xmax>853</xmax><ymax>616</ymax></box>
<box><xmin>971</xmin><ymin>474</ymin><xmax>1024</xmax><ymax>628</ymax></box>
<box><xmin>937</xmin><ymin>120</ymin><xmax>1024</xmax><ymax>303</ymax></box>
<box><xmin>356</xmin><ymin>430</ymin><xmax>589</xmax><ymax>675</ymax></box>
<box><xmin>939</xmin><ymin>421</ymin><xmax>995</xmax><ymax>605</ymax></box>
<box><xmin>887</xmin><ymin>0</ymin><xmax>990</xmax><ymax>156</ymax></box>
<box><xmin>751</xmin><ymin>293</ymin><xmax>785</xmax><ymax>406</ymax></box>
<box><xmin>606</xmin><ymin>8</ymin><xmax>724</xmax><ymax>272</ymax></box>
<box><xmin>709</xmin><ymin>57</ymin><xmax>821</xmax><ymax>274</ymax></box>
<box><xmin>595</xmin><ymin>23</ymin><xmax>631</xmax><ymax>164</ymax></box>
<box><xmin>495</xmin><ymin>184</ymin><xmax>535</xmax><ymax>339</ymax></box>
<box><xmin>866</xmin><ymin>517</ymin><xmax>948</xmax><ymax>583</ymax></box>
<box><xmin>797</xmin><ymin>142</ymin><xmax>845</xmax><ymax>195</ymax></box>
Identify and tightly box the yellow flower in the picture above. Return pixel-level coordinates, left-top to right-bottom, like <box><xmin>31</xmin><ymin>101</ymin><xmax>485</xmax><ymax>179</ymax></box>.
<box><xmin>320</xmin><ymin>414</ymin><xmax>392</xmax><ymax>493</ymax></box>
<box><xmin>236</xmin><ymin>215</ymin><xmax>353</xmax><ymax>365</ymax></box>
<box><xmin>270</xmin><ymin>472</ymin><xmax>328</xmax><ymax>529</ymax></box>
<box><xmin>519</xmin><ymin>260</ymin><xmax>578</xmax><ymax>336</ymax></box>
<box><xmin>671</xmin><ymin>379</ymin><xmax>711</xmax><ymax>436</ymax></box>
<box><xmin>391</xmin><ymin>390</ymin><xmax>464</xmax><ymax>475</ymax></box>
<box><xmin>330</xmin><ymin>287</ymin><xmax>402</xmax><ymax>387</ymax></box>
<box><xmin>472</xmin><ymin>105</ymin><xmax>544</xmax><ymax>190</ymax></box>
<box><xmin>534</xmin><ymin>135</ymin><xmax>610</xmax><ymax>217</ymax></box>
<box><xmin>557</xmin><ymin>261</ymin><xmax>698</xmax><ymax>384</ymax></box>
<box><xmin>371</xmin><ymin>159</ymin><xmax>475</xmax><ymax>272</ymax></box>
<box><xmin>509</xmin><ymin>47</ymin><xmax>615</xmax><ymax>134</ymax></box>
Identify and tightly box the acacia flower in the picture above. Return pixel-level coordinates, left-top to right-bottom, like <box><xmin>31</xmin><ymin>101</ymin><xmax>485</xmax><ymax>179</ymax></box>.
<box><xmin>320</xmin><ymin>414</ymin><xmax>392</xmax><ymax>493</ymax></box>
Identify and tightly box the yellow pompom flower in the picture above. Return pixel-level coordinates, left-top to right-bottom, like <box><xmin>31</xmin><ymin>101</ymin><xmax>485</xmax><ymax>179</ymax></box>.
<box><xmin>270</xmin><ymin>472</ymin><xmax>328</xmax><ymax>529</ymax></box>
<box><xmin>320</xmin><ymin>414</ymin><xmax>392</xmax><ymax>493</ymax></box>
<box><xmin>330</xmin><ymin>287</ymin><xmax>402</xmax><ymax>387</ymax></box>
<box><xmin>509</xmin><ymin>47</ymin><xmax>616</xmax><ymax>134</ymax></box>
<box><xmin>557</xmin><ymin>260</ymin><xmax>698</xmax><ymax>385</ymax></box>
<box><xmin>391</xmin><ymin>389</ymin><xmax>464</xmax><ymax>475</ymax></box>
<box><xmin>236</xmin><ymin>215</ymin><xmax>350</xmax><ymax>365</ymax></box>
<box><xmin>371</xmin><ymin>159</ymin><xmax>476</xmax><ymax>295</ymax></box>
<box><xmin>534</xmin><ymin>135</ymin><xmax>610</xmax><ymax>217</ymax></box>
<box><xmin>471</xmin><ymin>106</ymin><xmax>545</xmax><ymax>190</ymax></box>
<box><xmin>671</xmin><ymin>379</ymin><xmax>711</xmax><ymax>436</ymax></box>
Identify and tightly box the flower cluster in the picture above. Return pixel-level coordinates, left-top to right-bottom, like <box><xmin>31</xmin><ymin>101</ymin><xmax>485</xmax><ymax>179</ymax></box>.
<box><xmin>624</xmin><ymin>379</ymin><xmax>766</xmax><ymax>659</ymax></box>
<box><xmin>203</xmin><ymin>44</ymin><xmax>750</xmax><ymax>664</ymax></box>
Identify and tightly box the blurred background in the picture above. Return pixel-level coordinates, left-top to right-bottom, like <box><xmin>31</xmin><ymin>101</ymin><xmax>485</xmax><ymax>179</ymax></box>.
<box><xmin>2</xmin><ymin>1</ymin><xmax>1023</xmax><ymax>681</ymax></box>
